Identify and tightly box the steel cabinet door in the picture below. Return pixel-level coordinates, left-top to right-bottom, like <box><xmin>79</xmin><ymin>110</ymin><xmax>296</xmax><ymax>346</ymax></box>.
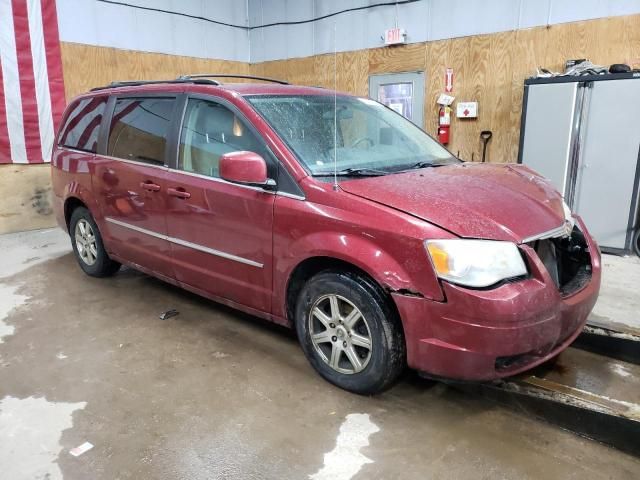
<box><xmin>573</xmin><ymin>79</ymin><xmax>640</xmax><ymax>250</ymax></box>
<box><xmin>94</xmin><ymin>96</ymin><xmax>177</xmax><ymax>280</ymax></box>
<box><xmin>165</xmin><ymin>97</ymin><xmax>275</xmax><ymax>312</ymax></box>
<box><xmin>520</xmin><ymin>82</ymin><xmax>580</xmax><ymax>195</ymax></box>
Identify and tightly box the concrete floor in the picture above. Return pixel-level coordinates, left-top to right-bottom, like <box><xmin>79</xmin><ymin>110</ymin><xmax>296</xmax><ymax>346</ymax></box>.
<box><xmin>592</xmin><ymin>254</ymin><xmax>640</xmax><ymax>331</ymax></box>
<box><xmin>1</xmin><ymin>229</ymin><xmax>639</xmax><ymax>480</ymax></box>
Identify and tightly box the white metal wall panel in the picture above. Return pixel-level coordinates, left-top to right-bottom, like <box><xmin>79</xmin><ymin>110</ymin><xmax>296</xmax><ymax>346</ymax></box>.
<box><xmin>549</xmin><ymin>0</ymin><xmax>640</xmax><ymax>24</ymax></box>
<box><xmin>249</xmin><ymin>0</ymin><xmax>640</xmax><ymax>62</ymax></box>
<box><xmin>57</xmin><ymin>0</ymin><xmax>250</xmax><ymax>62</ymax></box>
<box><xmin>55</xmin><ymin>0</ymin><xmax>640</xmax><ymax>63</ymax></box>
<box><xmin>518</xmin><ymin>0</ymin><xmax>552</xmax><ymax>28</ymax></box>
<box><xmin>428</xmin><ymin>0</ymin><xmax>521</xmax><ymax>41</ymax></box>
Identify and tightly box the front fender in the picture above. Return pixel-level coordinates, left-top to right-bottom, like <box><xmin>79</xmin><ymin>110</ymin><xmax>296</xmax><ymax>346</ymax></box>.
<box><xmin>272</xmin><ymin>228</ymin><xmax>445</xmax><ymax>322</ymax></box>
<box><xmin>285</xmin><ymin>231</ymin><xmax>417</xmax><ymax>293</ymax></box>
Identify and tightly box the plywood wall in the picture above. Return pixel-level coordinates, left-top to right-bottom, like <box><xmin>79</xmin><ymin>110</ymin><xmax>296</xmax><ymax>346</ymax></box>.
<box><xmin>252</xmin><ymin>14</ymin><xmax>640</xmax><ymax>164</ymax></box>
<box><xmin>0</xmin><ymin>164</ymin><xmax>56</xmax><ymax>234</ymax></box>
<box><xmin>60</xmin><ymin>42</ymin><xmax>250</xmax><ymax>100</ymax></box>
<box><xmin>1</xmin><ymin>44</ymin><xmax>251</xmax><ymax>235</ymax></box>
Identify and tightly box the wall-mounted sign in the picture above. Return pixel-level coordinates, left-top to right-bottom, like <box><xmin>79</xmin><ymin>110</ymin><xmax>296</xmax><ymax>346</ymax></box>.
<box><xmin>384</xmin><ymin>28</ymin><xmax>407</xmax><ymax>45</ymax></box>
<box><xmin>437</xmin><ymin>93</ymin><xmax>455</xmax><ymax>106</ymax></box>
<box><xmin>457</xmin><ymin>101</ymin><xmax>478</xmax><ymax>118</ymax></box>
<box><xmin>445</xmin><ymin>68</ymin><xmax>454</xmax><ymax>92</ymax></box>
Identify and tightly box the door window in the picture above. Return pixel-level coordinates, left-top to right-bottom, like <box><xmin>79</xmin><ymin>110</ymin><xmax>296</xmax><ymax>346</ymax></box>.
<box><xmin>377</xmin><ymin>83</ymin><xmax>414</xmax><ymax>120</ymax></box>
<box><xmin>368</xmin><ymin>72</ymin><xmax>424</xmax><ymax>128</ymax></box>
<box><xmin>58</xmin><ymin>96</ymin><xmax>108</xmax><ymax>153</ymax></box>
<box><xmin>179</xmin><ymin>99</ymin><xmax>267</xmax><ymax>178</ymax></box>
<box><xmin>107</xmin><ymin>97</ymin><xmax>175</xmax><ymax>165</ymax></box>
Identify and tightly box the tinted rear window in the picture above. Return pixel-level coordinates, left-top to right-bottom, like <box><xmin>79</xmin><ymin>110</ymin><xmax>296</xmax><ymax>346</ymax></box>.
<box><xmin>107</xmin><ymin>97</ymin><xmax>175</xmax><ymax>165</ymax></box>
<box><xmin>58</xmin><ymin>97</ymin><xmax>107</xmax><ymax>153</ymax></box>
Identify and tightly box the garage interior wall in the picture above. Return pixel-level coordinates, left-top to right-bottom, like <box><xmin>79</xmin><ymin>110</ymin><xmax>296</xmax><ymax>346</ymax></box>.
<box><xmin>249</xmin><ymin>0</ymin><xmax>640</xmax><ymax>164</ymax></box>
<box><xmin>1</xmin><ymin>0</ymin><xmax>251</xmax><ymax>235</ymax></box>
<box><xmin>2</xmin><ymin>0</ymin><xmax>640</xmax><ymax>235</ymax></box>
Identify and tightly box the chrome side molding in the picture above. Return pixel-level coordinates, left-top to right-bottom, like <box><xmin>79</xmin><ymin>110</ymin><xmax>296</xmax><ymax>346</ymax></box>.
<box><xmin>105</xmin><ymin>217</ymin><xmax>264</xmax><ymax>268</ymax></box>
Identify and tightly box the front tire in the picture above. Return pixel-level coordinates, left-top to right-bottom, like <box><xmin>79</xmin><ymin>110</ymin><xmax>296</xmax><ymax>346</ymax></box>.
<box><xmin>69</xmin><ymin>207</ymin><xmax>120</xmax><ymax>277</ymax></box>
<box><xmin>295</xmin><ymin>270</ymin><xmax>405</xmax><ymax>395</ymax></box>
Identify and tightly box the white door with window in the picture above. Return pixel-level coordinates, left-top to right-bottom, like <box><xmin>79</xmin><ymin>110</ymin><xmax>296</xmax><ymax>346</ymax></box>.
<box><xmin>369</xmin><ymin>72</ymin><xmax>425</xmax><ymax>129</ymax></box>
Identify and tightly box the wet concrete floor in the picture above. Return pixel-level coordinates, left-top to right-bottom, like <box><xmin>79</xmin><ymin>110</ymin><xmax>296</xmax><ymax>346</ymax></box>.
<box><xmin>1</xmin><ymin>229</ymin><xmax>639</xmax><ymax>479</ymax></box>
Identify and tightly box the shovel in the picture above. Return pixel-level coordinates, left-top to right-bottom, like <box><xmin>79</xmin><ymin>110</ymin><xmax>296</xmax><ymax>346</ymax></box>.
<box><xmin>480</xmin><ymin>130</ymin><xmax>493</xmax><ymax>163</ymax></box>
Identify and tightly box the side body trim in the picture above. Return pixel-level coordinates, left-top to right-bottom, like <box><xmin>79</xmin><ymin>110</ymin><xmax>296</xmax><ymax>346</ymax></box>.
<box><xmin>105</xmin><ymin>217</ymin><xmax>264</xmax><ymax>268</ymax></box>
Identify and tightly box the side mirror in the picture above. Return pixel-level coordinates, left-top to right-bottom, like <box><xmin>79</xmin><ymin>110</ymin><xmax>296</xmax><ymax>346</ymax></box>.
<box><xmin>219</xmin><ymin>151</ymin><xmax>275</xmax><ymax>189</ymax></box>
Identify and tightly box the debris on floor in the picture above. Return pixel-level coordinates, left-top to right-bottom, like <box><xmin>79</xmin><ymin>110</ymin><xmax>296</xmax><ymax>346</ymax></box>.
<box><xmin>159</xmin><ymin>309</ymin><xmax>179</xmax><ymax>321</ymax></box>
<box><xmin>69</xmin><ymin>441</ymin><xmax>94</xmax><ymax>457</ymax></box>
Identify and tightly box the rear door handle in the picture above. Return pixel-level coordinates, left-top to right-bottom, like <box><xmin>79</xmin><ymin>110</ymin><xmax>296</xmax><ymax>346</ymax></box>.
<box><xmin>140</xmin><ymin>181</ymin><xmax>161</xmax><ymax>192</ymax></box>
<box><xmin>167</xmin><ymin>187</ymin><xmax>191</xmax><ymax>199</ymax></box>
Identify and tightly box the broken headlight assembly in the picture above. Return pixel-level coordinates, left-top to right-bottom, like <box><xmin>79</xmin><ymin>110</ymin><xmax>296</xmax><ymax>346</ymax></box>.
<box><xmin>425</xmin><ymin>239</ymin><xmax>527</xmax><ymax>288</ymax></box>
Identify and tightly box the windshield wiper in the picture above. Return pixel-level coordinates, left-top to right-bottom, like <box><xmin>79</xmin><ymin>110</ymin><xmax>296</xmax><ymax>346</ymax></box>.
<box><xmin>401</xmin><ymin>160</ymin><xmax>453</xmax><ymax>171</ymax></box>
<box><xmin>312</xmin><ymin>167</ymin><xmax>389</xmax><ymax>177</ymax></box>
<box><xmin>406</xmin><ymin>161</ymin><xmax>434</xmax><ymax>169</ymax></box>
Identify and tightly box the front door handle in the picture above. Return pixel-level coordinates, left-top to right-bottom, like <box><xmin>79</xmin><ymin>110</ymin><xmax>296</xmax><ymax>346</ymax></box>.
<box><xmin>140</xmin><ymin>181</ymin><xmax>161</xmax><ymax>192</ymax></box>
<box><xmin>167</xmin><ymin>187</ymin><xmax>191</xmax><ymax>199</ymax></box>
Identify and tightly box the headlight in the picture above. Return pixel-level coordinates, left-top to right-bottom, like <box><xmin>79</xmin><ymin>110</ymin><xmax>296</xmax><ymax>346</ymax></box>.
<box><xmin>425</xmin><ymin>239</ymin><xmax>527</xmax><ymax>288</ymax></box>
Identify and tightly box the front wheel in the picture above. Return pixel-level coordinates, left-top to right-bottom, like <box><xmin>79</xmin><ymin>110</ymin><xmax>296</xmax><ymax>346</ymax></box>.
<box><xmin>295</xmin><ymin>271</ymin><xmax>406</xmax><ymax>395</ymax></box>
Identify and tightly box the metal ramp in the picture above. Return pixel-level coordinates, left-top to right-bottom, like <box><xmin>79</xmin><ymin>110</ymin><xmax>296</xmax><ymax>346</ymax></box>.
<box><xmin>449</xmin><ymin>322</ymin><xmax>640</xmax><ymax>457</ymax></box>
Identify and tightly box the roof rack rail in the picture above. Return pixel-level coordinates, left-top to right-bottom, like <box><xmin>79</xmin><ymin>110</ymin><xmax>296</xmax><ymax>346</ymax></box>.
<box><xmin>90</xmin><ymin>78</ymin><xmax>220</xmax><ymax>92</ymax></box>
<box><xmin>178</xmin><ymin>74</ymin><xmax>289</xmax><ymax>85</ymax></box>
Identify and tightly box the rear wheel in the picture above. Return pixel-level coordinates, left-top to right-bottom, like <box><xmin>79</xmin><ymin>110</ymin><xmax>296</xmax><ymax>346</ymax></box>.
<box><xmin>295</xmin><ymin>270</ymin><xmax>405</xmax><ymax>395</ymax></box>
<box><xmin>69</xmin><ymin>207</ymin><xmax>120</xmax><ymax>277</ymax></box>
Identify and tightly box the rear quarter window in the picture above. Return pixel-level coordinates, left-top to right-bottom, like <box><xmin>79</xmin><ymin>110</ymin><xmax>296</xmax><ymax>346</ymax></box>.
<box><xmin>107</xmin><ymin>97</ymin><xmax>175</xmax><ymax>165</ymax></box>
<box><xmin>57</xmin><ymin>96</ymin><xmax>108</xmax><ymax>153</ymax></box>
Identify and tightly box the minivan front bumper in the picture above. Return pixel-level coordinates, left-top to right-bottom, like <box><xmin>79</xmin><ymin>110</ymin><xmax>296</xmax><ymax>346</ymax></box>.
<box><xmin>393</xmin><ymin>218</ymin><xmax>601</xmax><ymax>381</ymax></box>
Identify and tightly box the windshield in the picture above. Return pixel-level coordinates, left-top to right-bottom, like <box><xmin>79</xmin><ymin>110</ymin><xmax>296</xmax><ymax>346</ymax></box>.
<box><xmin>246</xmin><ymin>95</ymin><xmax>457</xmax><ymax>176</ymax></box>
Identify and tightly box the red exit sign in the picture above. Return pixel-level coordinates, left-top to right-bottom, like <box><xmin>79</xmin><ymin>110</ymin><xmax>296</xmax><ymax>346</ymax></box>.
<box><xmin>384</xmin><ymin>28</ymin><xmax>406</xmax><ymax>45</ymax></box>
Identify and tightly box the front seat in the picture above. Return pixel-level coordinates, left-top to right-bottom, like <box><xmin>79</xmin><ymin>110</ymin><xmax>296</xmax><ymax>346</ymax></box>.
<box><xmin>190</xmin><ymin>104</ymin><xmax>238</xmax><ymax>177</ymax></box>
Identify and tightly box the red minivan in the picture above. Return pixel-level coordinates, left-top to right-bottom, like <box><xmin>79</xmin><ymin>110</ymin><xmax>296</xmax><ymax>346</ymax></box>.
<box><xmin>51</xmin><ymin>75</ymin><xmax>601</xmax><ymax>394</ymax></box>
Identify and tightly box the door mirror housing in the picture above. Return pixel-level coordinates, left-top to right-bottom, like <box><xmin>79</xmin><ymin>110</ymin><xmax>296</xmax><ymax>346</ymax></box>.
<box><xmin>219</xmin><ymin>151</ymin><xmax>275</xmax><ymax>189</ymax></box>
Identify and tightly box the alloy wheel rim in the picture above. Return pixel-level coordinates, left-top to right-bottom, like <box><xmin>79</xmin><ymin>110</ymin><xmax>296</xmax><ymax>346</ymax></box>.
<box><xmin>75</xmin><ymin>219</ymin><xmax>98</xmax><ymax>266</ymax></box>
<box><xmin>308</xmin><ymin>294</ymin><xmax>372</xmax><ymax>374</ymax></box>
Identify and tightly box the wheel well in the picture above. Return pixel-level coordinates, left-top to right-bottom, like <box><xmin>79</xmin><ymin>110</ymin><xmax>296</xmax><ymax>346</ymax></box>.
<box><xmin>64</xmin><ymin>197</ymin><xmax>87</xmax><ymax>232</ymax></box>
<box><xmin>285</xmin><ymin>256</ymin><xmax>402</xmax><ymax>329</ymax></box>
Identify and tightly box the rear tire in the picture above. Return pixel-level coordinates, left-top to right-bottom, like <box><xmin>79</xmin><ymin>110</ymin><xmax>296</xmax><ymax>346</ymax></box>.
<box><xmin>69</xmin><ymin>207</ymin><xmax>120</xmax><ymax>277</ymax></box>
<box><xmin>295</xmin><ymin>270</ymin><xmax>405</xmax><ymax>395</ymax></box>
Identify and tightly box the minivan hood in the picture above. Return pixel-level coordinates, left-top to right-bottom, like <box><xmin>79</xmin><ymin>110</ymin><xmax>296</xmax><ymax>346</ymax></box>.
<box><xmin>339</xmin><ymin>163</ymin><xmax>565</xmax><ymax>243</ymax></box>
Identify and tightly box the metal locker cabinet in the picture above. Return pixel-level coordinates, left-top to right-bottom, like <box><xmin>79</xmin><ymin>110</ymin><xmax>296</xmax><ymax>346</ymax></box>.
<box><xmin>519</xmin><ymin>73</ymin><xmax>640</xmax><ymax>254</ymax></box>
<box><xmin>518</xmin><ymin>82</ymin><xmax>581</xmax><ymax>195</ymax></box>
<box><xmin>573</xmin><ymin>78</ymin><xmax>640</xmax><ymax>251</ymax></box>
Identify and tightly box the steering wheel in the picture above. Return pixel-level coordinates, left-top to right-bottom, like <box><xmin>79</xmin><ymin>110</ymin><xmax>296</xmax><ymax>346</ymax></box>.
<box><xmin>351</xmin><ymin>137</ymin><xmax>375</xmax><ymax>148</ymax></box>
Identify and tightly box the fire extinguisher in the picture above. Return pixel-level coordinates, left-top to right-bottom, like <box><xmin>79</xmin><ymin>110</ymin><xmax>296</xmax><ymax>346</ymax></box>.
<box><xmin>438</xmin><ymin>105</ymin><xmax>451</xmax><ymax>144</ymax></box>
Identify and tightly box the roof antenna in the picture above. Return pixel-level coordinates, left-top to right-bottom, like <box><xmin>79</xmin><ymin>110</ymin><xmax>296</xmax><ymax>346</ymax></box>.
<box><xmin>332</xmin><ymin>21</ymin><xmax>338</xmax><ymax>191</ymax></box>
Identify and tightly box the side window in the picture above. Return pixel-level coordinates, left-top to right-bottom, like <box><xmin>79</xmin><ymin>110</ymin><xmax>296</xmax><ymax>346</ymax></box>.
<box><xmin>179</xmin><ymin>99</ymin><xmax>267</xmax><ymax>178</ymax></box>
<box><xmin>58</xmin><ymin>96</ymin><xmax>107</xmax><ymax>153</ymax></box>
<box><xmin>107</xmin><ymin>97</ymin><xmax>175</xmax><ymax>165</ymax></box>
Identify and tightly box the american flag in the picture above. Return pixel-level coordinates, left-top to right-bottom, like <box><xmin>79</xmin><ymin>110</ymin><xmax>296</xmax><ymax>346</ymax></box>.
<box><xmin>0</xmin><ymin>0</ymin><xmax>65</xmax><ymax>164</ymax></box>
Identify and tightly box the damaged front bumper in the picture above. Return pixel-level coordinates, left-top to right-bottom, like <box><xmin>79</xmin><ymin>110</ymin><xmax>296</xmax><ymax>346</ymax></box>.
<box><xmin>394</xmin><ymin>217</ymin><xmax>602</xmax><ymax>381</ymax></box>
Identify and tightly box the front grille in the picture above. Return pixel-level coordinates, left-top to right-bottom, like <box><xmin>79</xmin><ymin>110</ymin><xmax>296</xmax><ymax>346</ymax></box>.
<box><xmin>529</xmin><ymin>225</ymin><xmax>592</xmax><ymax>296</ymax></box>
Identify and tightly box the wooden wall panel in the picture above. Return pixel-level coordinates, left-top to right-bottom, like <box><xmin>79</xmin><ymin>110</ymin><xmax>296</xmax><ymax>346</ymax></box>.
<box><xmin>2</xmin><ymin>44</ymin><xmax>250</xmax><ymax>235</ymax></box>
<box><xmin>250</xmin><ymin>14</ymin><xmax>640</xmax><ymax>164</ymax></box>
<box><xmin>61</xmin><ymin>42</ymin><xmax>250</xmax><ymax>100</ymax></box>
<box><xmin>368</xmin><ymin>43</ymin><xmax>427</xmax><ymax>75</ymax></box>
<box><xmin>0</xmin><ymin>164</ymin><xmax>55</xmax><ymax>234</ymax></box>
